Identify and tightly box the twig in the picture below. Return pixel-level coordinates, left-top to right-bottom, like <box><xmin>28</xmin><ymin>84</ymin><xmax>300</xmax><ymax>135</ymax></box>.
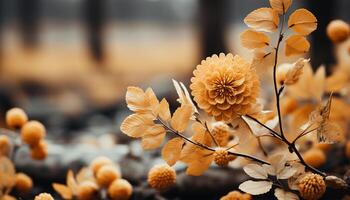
<box><xmin>157</xmin><ymin>118</ymin><xmax>270</xmax><ymax>165</ymax></box>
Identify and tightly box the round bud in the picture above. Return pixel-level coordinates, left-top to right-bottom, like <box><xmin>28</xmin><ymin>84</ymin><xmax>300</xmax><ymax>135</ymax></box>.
<box><xmin>220</xmin><ymin>190</ymin><xmax>252</xmax><ymax>200</ymax></box>
<box><xmin>77</xmin><ymin>181</ymin><xmax>98</xmax><ymax>200</ymax></box>
<box><xmin>303</xmin><ymin>148</ymin><xmax>326</xmax><ymax>168</ymax></box>
<box><xmin>108</xmin><ymin>179</ymin><xmax>133</xmax><ymax>200</ymax></box>
<box><xmin>30</xmin><ymin>140</ymin><xmax>48</xmax><ymax>160</ymax></box>
<box><xmin>327</xmin><ymin>20</ymin><xmax>350</xmax><ymax>43</ymax></box>
<box><xmin>96</xmin><ymin>165</ymin><xmax>121</xmax><ymax>187</ymax></box>
<box><xmin>2</xmin><ymin>195</ymin><xmax>16</xmax><ymax>200</ymax></box>
<box><xmin>21</xmin><ymin>121</ymin><xmax>46</xmax><ymax>146</ymax></box>
<box><xmin>314</xmin><ymin>143</ymin><xmax>331</xmax><ymax>152</ymax></box>
<box><xmin>148</xmin><ymin>164</ymin><xmax>176</xmax><ymax>190</ymax></box>
<box><xmin>15</xmin><ymin>173</ymin><xmax>33</xmax><ymax>193</ymax></box>
<box><xmin>211</xmin><ymin>122</ymin><xmax>230</xmax><ymax>147</ymax></box>
<box><xmin>6</xmin><ymin>108</ymin><xmax>28</xmax><ymax>128</ymax></box>
<box><xmin>214</xmin><ymin>148</ymin><xmax>236</xmax><ymax>167</ymax></box>
<box><xmin>34</xmin><ymin>193</ymin><xmax>54</xmax><ymax>200</ymax></box>
<box><xmin>90</xmin><ymin>156</ymin><xmax>113</xmax><ymax>175</ymax></box>
<box><xmin>298</xmin><ymin>173</ymin><xmax>326</xmax><ymax>200</ymax></box>
<box><xmin>0</xmin><ymin>135</ymin><xmax>11</xmax><ymax>156</ymax></box>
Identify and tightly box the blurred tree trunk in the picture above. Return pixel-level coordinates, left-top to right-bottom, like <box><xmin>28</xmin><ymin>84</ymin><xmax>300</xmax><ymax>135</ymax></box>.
<box><xmin>84</xmin><ymin>0</ymin><xmax>104</xmax><ymax>64</ymax></box>
<box><xmin>306</xmin><ymin>0</ymin><xmax>336</xmax><ymax>71</ymax></box>
<box><xmin>199</xmin><ymin>0</ymin><xmax>228</xmax><ymax>59</ymax></box>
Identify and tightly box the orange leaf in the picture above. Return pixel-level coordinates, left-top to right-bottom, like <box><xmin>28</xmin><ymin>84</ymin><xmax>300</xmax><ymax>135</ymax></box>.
<box><xmin>288</xmin><ymin>9</ymin><xmax>317</xmax><ymax>35</ymax></box>
<box><xmin>141</xmin><ymin>125</ymin><xmax>166</xmax><ymax>150</ymax></box>
<box><xmin>170</xmin><ymin>105</ymin><xmax>192</xmax><ymax>132</ymax></box>
<box><xmin>240</xmin><ymin>30</ymin><xmax>270</xmax><ymax>49</ymax></box>
<box><xmin>285</xmin><ymin>35</ymin><xmax>310</xmax><ymax>56</ymax></box>
<box><xmin>162</xmin><ymin>137</ymin><xmax>185</xmax><ymax>166</ymax></box>
<box><xmin>53</xmin><ymin>183</ymin><xmax>73</xmax><ymax>199</ymax></box>
<box><xmin>269</xmin><ymin>0</ymin><xmax>292</xmax><ymax>14</ymax></box>
<box><xmin>120</xmin><ymin>114</ymin><xmax>154</xmax><ymax>138</ymax></box>
<box><xmin>158</xmin><ymin>98</ymin><xmax>171</xmax><ymax>121</ymax></box>
<box><xmin>244</xmin><ymin>8</ymin><xmax>279</xmax><ymax>32</ymax></box>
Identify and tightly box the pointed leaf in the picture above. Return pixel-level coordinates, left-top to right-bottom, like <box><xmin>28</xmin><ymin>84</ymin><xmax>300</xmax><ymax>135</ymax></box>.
<box><xmin>141</xmin><ymin>130</ymin><xmax>166</xmax><ymax>150</ymax></box>
<box><xmin>158</xmin><ymin>98</ymin><xmax>171</xmax><ymax>121</ymax></box>
<box><xmin>288</xmin><ymin>9</ymin><xmax>317</xmax><ymax>35</ymax></box>
<box><xmin>244</xmin><ymin>8</ymin><xmax>279</xmax><ymax>32</ymax></box>
<box><xmin>239</xmin><ymin>180</ymin><xmax>273</xmax><ymax>195</ymax></box>
<box><xmin>241</xmin><ymin>30</ymin><xmax>270</xmax><ymax>49</ymax></box>
<box><xmin>274</xmin><ymin>188</ymin><xmax>299</xmax><ymax>200</ymax></box>
<box><xmin>171</xmin><ymin>105</ymin><xmax>192</xmax><ymax>132</ymax></box>
<box><xmin>285</xmin><ymin>35</ymin><xmax>310</xmax><ymax>56</ymax></box>
<box><xmin>162</xmin><ymin>137</ymin><xmax>185</xmax><ymax>166</ymax></box>
<box><xmin>53</xmin><ymin>183</ymin><xmax>73</xmax><ymax>199</ymax></box>
<box><xmin>285</xmin><ymin>58</ymin><xmax>309</xmax><ymax>85</ymax></box>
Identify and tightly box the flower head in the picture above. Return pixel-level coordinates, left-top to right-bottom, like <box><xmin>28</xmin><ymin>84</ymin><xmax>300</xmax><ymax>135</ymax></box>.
<box><xmin>148</xmin><ymin>164</ymin><xmax>176</xmax><ymax>190</ymax></box>
<box><xmin>211</xmin><ymin>122</ymin><xmax>231</xmax><ymax>147</ymax></box>
<box><xmin>15</xmin><ymin>173</ymin><xmax>33</xmax><ymax>193</ymax></box>
<box><xmin>96</xmin><ymin>165</ymin><xmax>121</xmax><ymax>187</ymax></box>
<box><xmin>21</xmin><ymin>120</ymin><xmax>46</xmax><ymax>147</ymax></box>
<box><xmin>213</xmin><ymin>148</ymin><xmax>236</xmax><ymax>167</ymax></box>
<box><xmin>220</xmin><ymin>190</ymin><xmax>252</xmax><ymax>200</ymax></box>
<box><xmin>326</xmin><ymin>19</ymin><xmax>350</xmax><ymax>43</ymax></box>
<box><xmin>34</xmin><ymin>193</ymin><xmax>54</xmax><ymax>200</ymax></box>
<box><xmin>108</xmin><ymin>179</ymin><xmax>133</xmax><ymax>200</ymax></box>
<box><xmin>0</xmin><ymin>135</ymin><xmax>11</xmax><ymax>156</ymax></box>
<box><xmin>298</xmin><ymin>173</ymin><xmax>326</xmax><ymax>200</ymax></box>
<box><xmin>190</xmin><ymin>53</ymin><xmax>260</xmax><ymax>121</ymax></box>
<box><xmin>6</xmin><ymin>108</ymin><xmax>28</xmax><ymax>128</ymax></box>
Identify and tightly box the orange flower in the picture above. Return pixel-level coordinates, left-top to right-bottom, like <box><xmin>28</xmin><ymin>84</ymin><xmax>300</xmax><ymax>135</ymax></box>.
<box><xmin>190</xmin><ymin>53</ymin><xmax>260</xmax><ymax>121</ymax></box>
<box><xmin>298</xmin><ymin>173</ymin><xmax>326</xmax><ymax>200</ymax></box>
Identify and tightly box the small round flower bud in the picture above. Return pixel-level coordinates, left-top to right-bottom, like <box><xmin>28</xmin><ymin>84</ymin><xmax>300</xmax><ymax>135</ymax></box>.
<box><xmin>298</xmin><ymin>173</ymin><xmax>326</xmax><ymax>200</ymax></box>
<box><xmin>90</xmin><ymin>156</ymin><xmax>113</xmax><ymax>175</ymax></box>
<box><xmin>148</xmin><ymin>164</ymin><xmax>176</xmax><ymax>190</ymax></box>
<box><xmin>2</xmin><ymin>195</ymin><xmax>17</xmax><ymax>200</ymax></box>
<box><xmin>108</xmin><ymin>179</ymin><xmax>133</xmax><ymax>200</ymax></box>
<box><xmin>15</xmin><ymin>173</ymin><xmax>33</xmax><ymax>193</ymax></box>
<box><xmin>211</xmin><ymin>122</ymin><xmax>231</xmax><ymax>147</ymax></box>
<box><xmin>96</xmin><ymin>165</ymin><xmax>121</xmax><ymax>187</ymax></box>
<box><xmin>0</xmin><ymin>135</ymin><xmax>11</xmax><ymax>156</ymax></box>
<box><xmin>220</xmin><ymin>190</ymin><xmax>252</xmax><ymax>200</ymax></box>
<box><xmin>34</xmin><ymin>193</ymin><xmax>54</xmax><ymax>200</ymax></box>
<box><xmin>21</xmin><ymin>121</ymin><xmax>46</xmax><ymax>146</ymax></box>
<box><xmin>303</xmin><ymin>148</ymin><xmax>326</xmax><ymax>168</ymax></box>
<box><xmin>214</xmin><ymin>148</ymin><xmax>236</xmax><ymax>167</ymax></box>
<box><xmin>77</xmin><ymin>181</ymin><xmax>98</xmax><ymax>200</ymax></box>
<box><xmin>30</xmin><ymin>140</ymin><xmax>48</xmax><ymax>160</ymax></box>
<box><xmin>6</xmin><ymin>108</ymin><xmax>28</xmax><ymax>128</ymax></box>
<box><xmin>345</xmin><ymin>141</ymin><xmax>350</xmax><ymax>159</ymax></box>
<box><xmin>327</xmin><ymin>20</ymin><xmax>350</xmax><ymax>43</ymax></box>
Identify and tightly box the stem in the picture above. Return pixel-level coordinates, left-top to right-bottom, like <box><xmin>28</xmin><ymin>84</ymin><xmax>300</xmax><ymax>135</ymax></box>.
<box><xmin>157</xmin><ymin>118</ymin><xmax>270</xmax><ymax>165</ymax></box>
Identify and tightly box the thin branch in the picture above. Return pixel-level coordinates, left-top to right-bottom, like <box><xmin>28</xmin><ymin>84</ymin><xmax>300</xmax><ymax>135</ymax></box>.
<box><xmin>157</xmin><ymin>118</ymin><xmax>270</xmax><ymax>165</ymax></box>
<box><xmin>292</xmin><ymin>127</ymin><xmax>318</xmax><ymax>144</ymax></box>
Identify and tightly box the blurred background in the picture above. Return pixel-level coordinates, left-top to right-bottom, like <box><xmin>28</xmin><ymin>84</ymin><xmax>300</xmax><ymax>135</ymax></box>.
<box><xmin>0</xmin><ymin>0</ymin><xmax>350</xmax><ymax>198</ymax></box>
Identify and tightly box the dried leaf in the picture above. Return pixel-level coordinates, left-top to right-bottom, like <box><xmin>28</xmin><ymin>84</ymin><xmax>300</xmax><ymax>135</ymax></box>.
<box><xmin>0</xmin><ymin>156</ymin><xmax>16</xmax><ymax>188</ymax></box>
<box><xmin>277</xmin><ymin>166</ymin><xmax>298</xmax><ymax>179</ymax></box>
<box><xmin>243</xmin><ymin>164</ymin><xmax>268</xmax><ymax>179</ymax></box>
<box><xmin>317</xmin><ymin>121</ymin><xmax>342</xmax><ymax>143</ymax></box>
<box><xmin>288</xmin><ymin>9</ymin><xmax>317</xmax><ymax>35</ymax></box>
<box><xmin>158</xmin><ymin>98</ymin><xmax>171</xmax><ymax>121</ymax></box>
<box><xmin>53</xmin><ymin>183</ymin><xmax>73</xmax><ymax>199</ymax></box>
<box><xmin>269</xmin><ymin>0</ymin><xmax>292</xmax><ymax>14</ymax></box>
<box><xmin>240</xmin><ymin>30</ymin><xmax>270</xmax><ymax>49</ymax></box>
<box><xmin>285</xmin><ymin>58</ymin><xmax>309</xmax><ymax>85</ymax></box>
<box><xmin>244</xmin><ymin>8</ymin><xmax>279</xmax><ymax>32</ymax></box>
<box><xmin>162</xmin><ymin>137</ymin><xmax>185</xmax><ymax>166</ymax></box>
<box><xmin>66</xmin><ymin>170</ymin><xmax>78</xmax><ymax>194</ymax></box>
<box><xmin>325</xmin><ymin>175</ymin><xmax>348</xmax><ymax>189</ymax></box>
<box><xmin>76</xmin><ymin>167</ymin><xmax>94</xmax><ymax>183</ymax></box>
<box><xmin>285</xmin><ymin>35</ymin><xmax>310</xmax><ymax>56</ymax></box>
<box><xmin>120</xmin><ymin>114</ymin><xmax>154</xmax><ymax>138</ymax></box>
<box><xmin>141</xmin><ymin>125</ymin><xmax>166</xmax><ymax>150</ymax></box>
<box><xmin>185</xmin><ymin>153</ymin><xmax>214</xmax><ymax>176</ymax></box>
<box><xmin>171</xmin><ymin>105</ymin><xmax>193</xmax><ymax>132</ymax></box>
<box><xmin>173</xmin><ymin>79</ymin><xmax>198</xmax><ymax>114</ymax></box>
<box><xmin>274</xmin><ymin>188</ymin><xmax>299</xmax><ymax>200</ymax></box>
<box><xmin>145</xmin><ymin>87</ymin><xmax>160</xmax><ymax>113</ymax></box>
<box><xmin>239</xmin><ymin>180</ymin><xmax>273</xmax><ymax>195</ymax></box>
<box><xmin>125</xmin><ymin>87</ymin><xmax>150</xmax><ymax>113</ymax></box>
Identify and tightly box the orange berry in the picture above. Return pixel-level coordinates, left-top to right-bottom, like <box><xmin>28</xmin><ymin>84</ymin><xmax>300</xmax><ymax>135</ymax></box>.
<box><xmin>314</xmin><ymin>143</ymin><xmax>331</xmax><ymax>152</ymax></box>
<box><xmin>34</xmin><ymin>193</ymin><xmax>54</xmax><ymax>200</ymax></box>
<box><xmin>77</xmin><ymin>181</ymin><xmax>98</xmax><ymax>200</ymax></box>
<box><xmin>15</xmin><ymin>173</ymin><xmax>33</xmax><ymax>193</ymax></box>
<box><xmin>303</xmin><ymin>148</ymin><xmax>326</xmax><ymax>168</ymax></box>
<box><xmin>214</xmin><ymin>148</ymin><xmax>236</xmax><ymax>167</ymax></box>
<box><xmin>327</xmin><ymin>20</ymin><xmax>350</xmax><ymax>43</ymax></box>
<box><xmin>345</xmin><ymin>141</ymin><xmax>350</xmax><ymax>159</ymax></box>
<box><xmin>90</xmin><ymin>156</ymin><xmax>113</xmax><ymax>175</ymax></box>
<box><xmin>108</xmin><ymin>179</ymin><xmax>133</xmax><ymax>200</ymax></box>
<box><xmin>298</xmin><ymin>173</ymin><xmax>326</xmax><ymax>200</ymax></box>
<box><xmin>21</xmin><ymin>121</ymin><xmax>46</xmax><ymax>146</ymax></box>
<box><xmin>148</xmin><ymin>164</ymin><xmax>176</xmax><ymax>190</ymax></box>
<box><xmin>96</xmin><ymin>165</ymin><xmax>121</xmax><ymax>187</ymax></box>
<box><xmin>30</xmin><ymin>140</ymin><xmax>48</xmax><ymax>160</ymax></box>
<box><xmin>220</xmin><ymin>190</ymin><xmax>252</xmax><ymax>200</ymax></box>
<box><xmin>6</xmin><ymin>108</ymin><xmax>28</xmax><ymax>128</ymax></box>
<box><xmin>0</xmin><ymin>135</ymin><xmax>11</xmax><ymax>156</ymax></box>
